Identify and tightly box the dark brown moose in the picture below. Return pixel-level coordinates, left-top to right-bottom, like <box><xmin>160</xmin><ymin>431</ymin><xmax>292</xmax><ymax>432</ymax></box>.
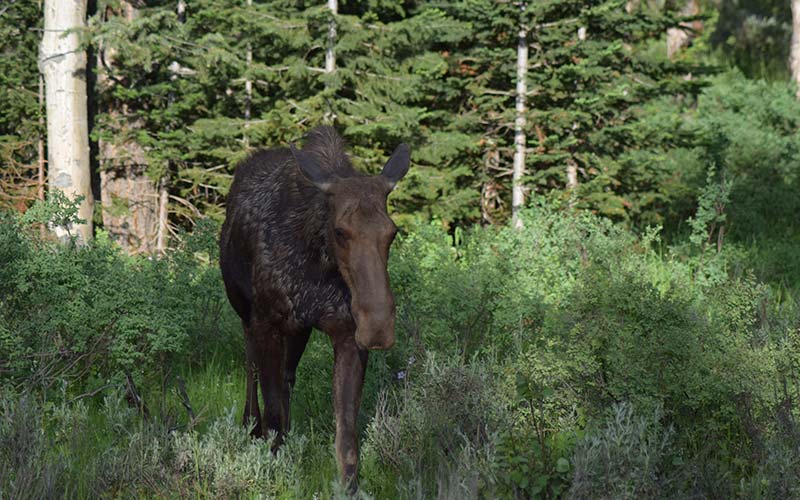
<box><xmin>219</xmin><ymin>126</ymin><xmax>409</xmax><ymax>488</ymax></box>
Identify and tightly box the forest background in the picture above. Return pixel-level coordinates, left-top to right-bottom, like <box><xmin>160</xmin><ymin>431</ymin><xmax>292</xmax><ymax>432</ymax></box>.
<box><xmin>3</xmin><ymin>0</ymin><xmax>800</xmax><ymax>498</ymax></box>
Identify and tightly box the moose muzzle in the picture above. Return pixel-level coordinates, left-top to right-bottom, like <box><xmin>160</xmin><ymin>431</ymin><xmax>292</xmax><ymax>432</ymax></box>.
<box><xmin>352</xmin><ymin>295</ymin><xmax>396</xmax><ymax>351</ymax></box>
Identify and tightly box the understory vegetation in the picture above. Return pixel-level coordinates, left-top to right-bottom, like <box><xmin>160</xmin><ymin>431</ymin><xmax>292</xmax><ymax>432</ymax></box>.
<box><xmin>2</xmin><ymin>187</ymin><xmax>800</xmax><ymax>498</ymax></box>
<box><xmin>2</xmin><ymin>0</ymin><xmax>800</xmax><ymax>497</ymax></box>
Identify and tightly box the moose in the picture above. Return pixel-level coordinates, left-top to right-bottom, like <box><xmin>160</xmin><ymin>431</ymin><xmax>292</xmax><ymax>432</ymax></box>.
<box><xmin>219</xmin><ymin>126</ymin><xmax>410</xmax><ymax>488</ymax></box>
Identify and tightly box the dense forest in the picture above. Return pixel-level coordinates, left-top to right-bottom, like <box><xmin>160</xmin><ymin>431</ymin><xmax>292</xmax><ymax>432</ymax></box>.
<box><xmin>2</xmin><ymin>0</ymin><xmax>800</xmax><ymax>498</ymax></box>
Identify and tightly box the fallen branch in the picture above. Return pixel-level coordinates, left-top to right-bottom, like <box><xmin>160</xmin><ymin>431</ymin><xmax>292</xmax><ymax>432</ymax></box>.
<box><xmin>125</xmin><ymin>370</ymin><xmax>150</xmax><ymax>419</ymax></box>
<box><xmin>175</xmin><ymin>376</ymin><xmax>196</xmax><ymax>425</ymax></box>
<box><xmin>67</xmin><ymin>382</ymin><xmax>115</xmax><ymax>404</ymax></box>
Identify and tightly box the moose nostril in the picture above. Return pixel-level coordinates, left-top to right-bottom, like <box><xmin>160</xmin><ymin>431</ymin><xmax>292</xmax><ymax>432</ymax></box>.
<box><xmin>354</xmin><ymin>334</ymin><xmax>395</xmax><ymax>351</ymax></box>
<box><xmin>368</xmin><ymin>337</ymin><xmax>395</xmax><ymax>351</ymax></box>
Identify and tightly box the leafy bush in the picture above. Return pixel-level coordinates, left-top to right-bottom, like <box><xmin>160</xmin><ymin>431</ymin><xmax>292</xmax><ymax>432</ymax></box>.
<box><xmin>377</xmin><ymin>202</ymin><xmax>800</xmax><ymax>497</ymax></box>
<box><xmin>0</xmin><ymin>198</ymin><xmax>239</xmax><ymax>396</ymax></box>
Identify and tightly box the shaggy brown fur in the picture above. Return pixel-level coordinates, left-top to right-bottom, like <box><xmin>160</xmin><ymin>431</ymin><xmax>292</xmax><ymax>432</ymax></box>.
<box><xmin>219</xmin><ymin>126</ymin><xmax>410</xmax><ymax>490</ymax></box>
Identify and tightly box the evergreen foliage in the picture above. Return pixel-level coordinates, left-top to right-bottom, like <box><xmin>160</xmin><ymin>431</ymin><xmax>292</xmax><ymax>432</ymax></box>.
<box><xmin>90</xmin><ymin>0</ymin><xmax>476</xmax><ymax>225</ymax></box>
<box><xmin>0</xmin><ymin>1</ymin><xmax>42</xmax><ymax>210</ymax></box>
<box><xmin>1</xmin><ymin>0</ymin><xmax>795</xmax><ymax>231</ymax></box>
<box><xmin>438</xmin><ymin>0</ymin><xmax>713</xmax><ymax>221</ymax></box>
<box><xmin>84</xmin><ymin>0</ymin><xmax>715</xmax><ymax>227</ymax></box>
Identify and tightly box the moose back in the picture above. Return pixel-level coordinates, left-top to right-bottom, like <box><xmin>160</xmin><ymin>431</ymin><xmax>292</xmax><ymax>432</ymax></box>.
<box><xmin>219</xmin><ymin>126</ymin><xmax>409</xmax><ymax>488</ymax></box>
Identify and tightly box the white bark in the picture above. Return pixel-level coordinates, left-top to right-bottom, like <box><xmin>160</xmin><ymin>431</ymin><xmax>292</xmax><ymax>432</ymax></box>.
<box><xmin>324</xmin><ymin>0</ymin><xmax>337</xmax><ymax>123</ymax></box>
<box><xmin>156</xmin><ymin>180</ymin><xmax>169</xmax><ymax>254</ymax></box>
<box><xmin>326</xmin><ymin>0</ymin><xmax>337</xmax><ymax>74</ymax></box>
<box><xmin>791</xmin><ymin>0</ymin><xmax>800</xmax><ymax>98</ymax></box>
<box><xmin>40</xmin><ymin>0</ymin><xmax>93</xmax><ymax>244</ymax></box>
<box><xmin>566</xmin><ymin>158</ymin><xmax>578</xmax><ymax>191</ymax></box>
<box><xmin>667</xmin><ymin>0</ymin><xmax>700</xmax><ymax>60</ymax></box>
<box><xmin>38</xmin><ymin>75</ymin><xmax>45</xmax><ymax>202</ymax></box>
<box><xmin>244</xmin><ymin>0</ymin><xmax>252</xmax><ymax>145</ymax></box>
<box><xmin>568</xmin><ymin>24</ymin><xmax>584</xmax><ymax>199</ymax></box>
<box><xmin>152</xmin><ymin>0</ymin><xmax>188</xmax><ymax>253</ymax></box>
<box><xmin>511</xmin><ymin>19</ymin><xmax>528</xmax><ymax>230</ymax></box>
<box><xmin>625</xmin><ymin>0</ymin><xmax>640</xmax><ymax>14</ymax></box>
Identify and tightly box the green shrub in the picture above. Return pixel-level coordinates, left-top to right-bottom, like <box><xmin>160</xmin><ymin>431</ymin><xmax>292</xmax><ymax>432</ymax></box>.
<box><xmin>362</xmin><ymin>356</ymin><xmax>503</xmax><ymax>498</ymax></box>
<box><xmin>0</xmin><ymin>391</ymin><xmax>68</xmax><ymax>499</ymax></box>
<box><xmin>568</xmin><ymin>403</ymin><xmax>675</xmax><ymax>500</ymax></box>
<box><xmin>0</xmin><ymin>388</ymin><xmax>313</xmax><ymax>499</ymax></box>
<box><xmin>0</xmin><ymin>201</ymin><xmax>240</xmax><ymax>396</ymax></box>
<box><xmin>739</xmin><ymin>433</ymin><xmax>800</xmax><ymax>500</ymax></box>
<box><xmin>2</xmin><ymin>198</ymin><xmax>800</xmax><ymax>497</ymax></box>
<box><xmin>173</xmin><ymin>409</ymin><xmax>306</xmax><ymax>497</ymax></box>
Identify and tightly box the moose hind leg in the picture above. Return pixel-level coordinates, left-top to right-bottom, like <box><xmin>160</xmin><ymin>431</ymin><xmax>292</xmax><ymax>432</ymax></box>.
<box><xmin>282</xmin><ymin>328</ymin><xmax>312</xmax><ymax>431</ymax></box>
<box><xmin>243</xmin><ymin>327</ymin><xmax>263</xmax><ymax>437</ymax></box>
<box><xmin>250</xmin><ymin>326</ymin><xmax>290</xmax><ymax>449</ymax></box>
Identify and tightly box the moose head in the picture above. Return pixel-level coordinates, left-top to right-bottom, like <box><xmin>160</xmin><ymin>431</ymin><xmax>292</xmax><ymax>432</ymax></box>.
<box><xmin>290</xmin><ymin>142</ymin><xmax>410</xmax><ymax>350</ymax></box>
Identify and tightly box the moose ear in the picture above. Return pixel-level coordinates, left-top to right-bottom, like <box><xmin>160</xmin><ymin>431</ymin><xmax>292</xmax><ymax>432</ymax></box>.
<box><xmin>380</xmin><ymin>143</ymin><xmax>410</xmax><ymax>189</ymax></box>
<box><xmin>290</xmin><ymin>143</ymin><xmax>335</xmax><ymax>191</ymax></box>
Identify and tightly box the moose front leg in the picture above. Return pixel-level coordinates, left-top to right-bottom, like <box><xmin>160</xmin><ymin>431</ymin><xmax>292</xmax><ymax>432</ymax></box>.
<box><xmin>332</xmin><ymin>335</ymin><xmax>368</xmax><ymax>491</ymax></box>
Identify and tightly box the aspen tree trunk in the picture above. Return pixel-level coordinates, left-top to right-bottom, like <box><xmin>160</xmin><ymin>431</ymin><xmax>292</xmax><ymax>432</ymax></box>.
<box><xmin>326</xmin><ymin>0</ymin><xmax>337</xmax><ymax>74</ymax></box>
<box><xmin>481</xmin><ymin>141</ymin><xmax>499</xmax><ymax>224</ymax></box>
<box><xmin>155</xmin><ymin>0</ymin><xmax>187</xmax><ymax>254</ymax></box>
<box><xmin>625</xmin><ymin>0</ymin><xmax>640</xmax><ymax>14</ymax></box>
<box><xmin>40</xmin><ymin>0</ymin><xmax>93</xmax><ymax>244</ymax></box>
<box><xmin>511</xmin><ymin>9</ymin><xmax>528</xmax><ymax>230</ymax></box>
<box><xmin>667</xmin><ymin>0</ymin><xmax>700</xmax><ymax>60</ymax></box>
<box><xmin>37</xmin><ymin>75</ymin><xmax>45</xmax><ymax>202</ymax></box>
<box><xmin>566</xmin><ymin>159</ymin><xmax>578</xmax><ymax>190</ymax></box>
<box><xmin>791</xmin><ymin>0</ymin><xmax>800</xmax><ymax>99</ymax></box>
<box><xmin>324</xmin><ymin>0</ymin><xmax>337</xmax><ymax>124</ymax></box>
<box><xmin>98</xmin><ymin>1</ymin><xmax>159</xmax><ymax>254</ymax></box>
<box><xmin>38</xmin><ymin>75</ymin><xmax>46</xmax><ymax>239</ymax></box>
<box><xmin>244</xmin><ymin>0</ymin><xmax>252</xmax><ymax>147</ymax></box>
<box><xmin>568</xmin><ymin>25</ymin><xmax>584</xmax><ymax>199</ymax></box>
<box><xmin>156</xmin><ymin>180</ymin><xmax>169</xmax><ymax>253</ymax></box>
<box><xmin>155</xmin><ymin>171</ymin><xmax>169</xmax><ymax>254</ymax></box>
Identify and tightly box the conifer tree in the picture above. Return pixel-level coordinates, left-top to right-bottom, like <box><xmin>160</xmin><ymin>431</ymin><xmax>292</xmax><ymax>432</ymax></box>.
<box><xmin>0</xmin><ymin>1</ymin><xmax>43</xmax><ymax>210</ymax></box>
<box><xmin>440</xmin><ymin>0</ymin><xmax>706</xmax><ymax>221</ymax></box>
<box><xmin>11</xmin><ymin>0</ymin><xmax>712</xmax><ymax>235</ymax></box>
<box><xmin>90</xmin><ymin>1</ymin><xmax>473</xmax><ymax>228</ymax></box>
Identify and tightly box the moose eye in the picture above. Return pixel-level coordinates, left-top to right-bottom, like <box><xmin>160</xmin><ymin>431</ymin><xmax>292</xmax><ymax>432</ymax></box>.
<box><xmin>334</xmin><ymin>228</ymin><xmax>349</xmax><ymax>242</ymax></box>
